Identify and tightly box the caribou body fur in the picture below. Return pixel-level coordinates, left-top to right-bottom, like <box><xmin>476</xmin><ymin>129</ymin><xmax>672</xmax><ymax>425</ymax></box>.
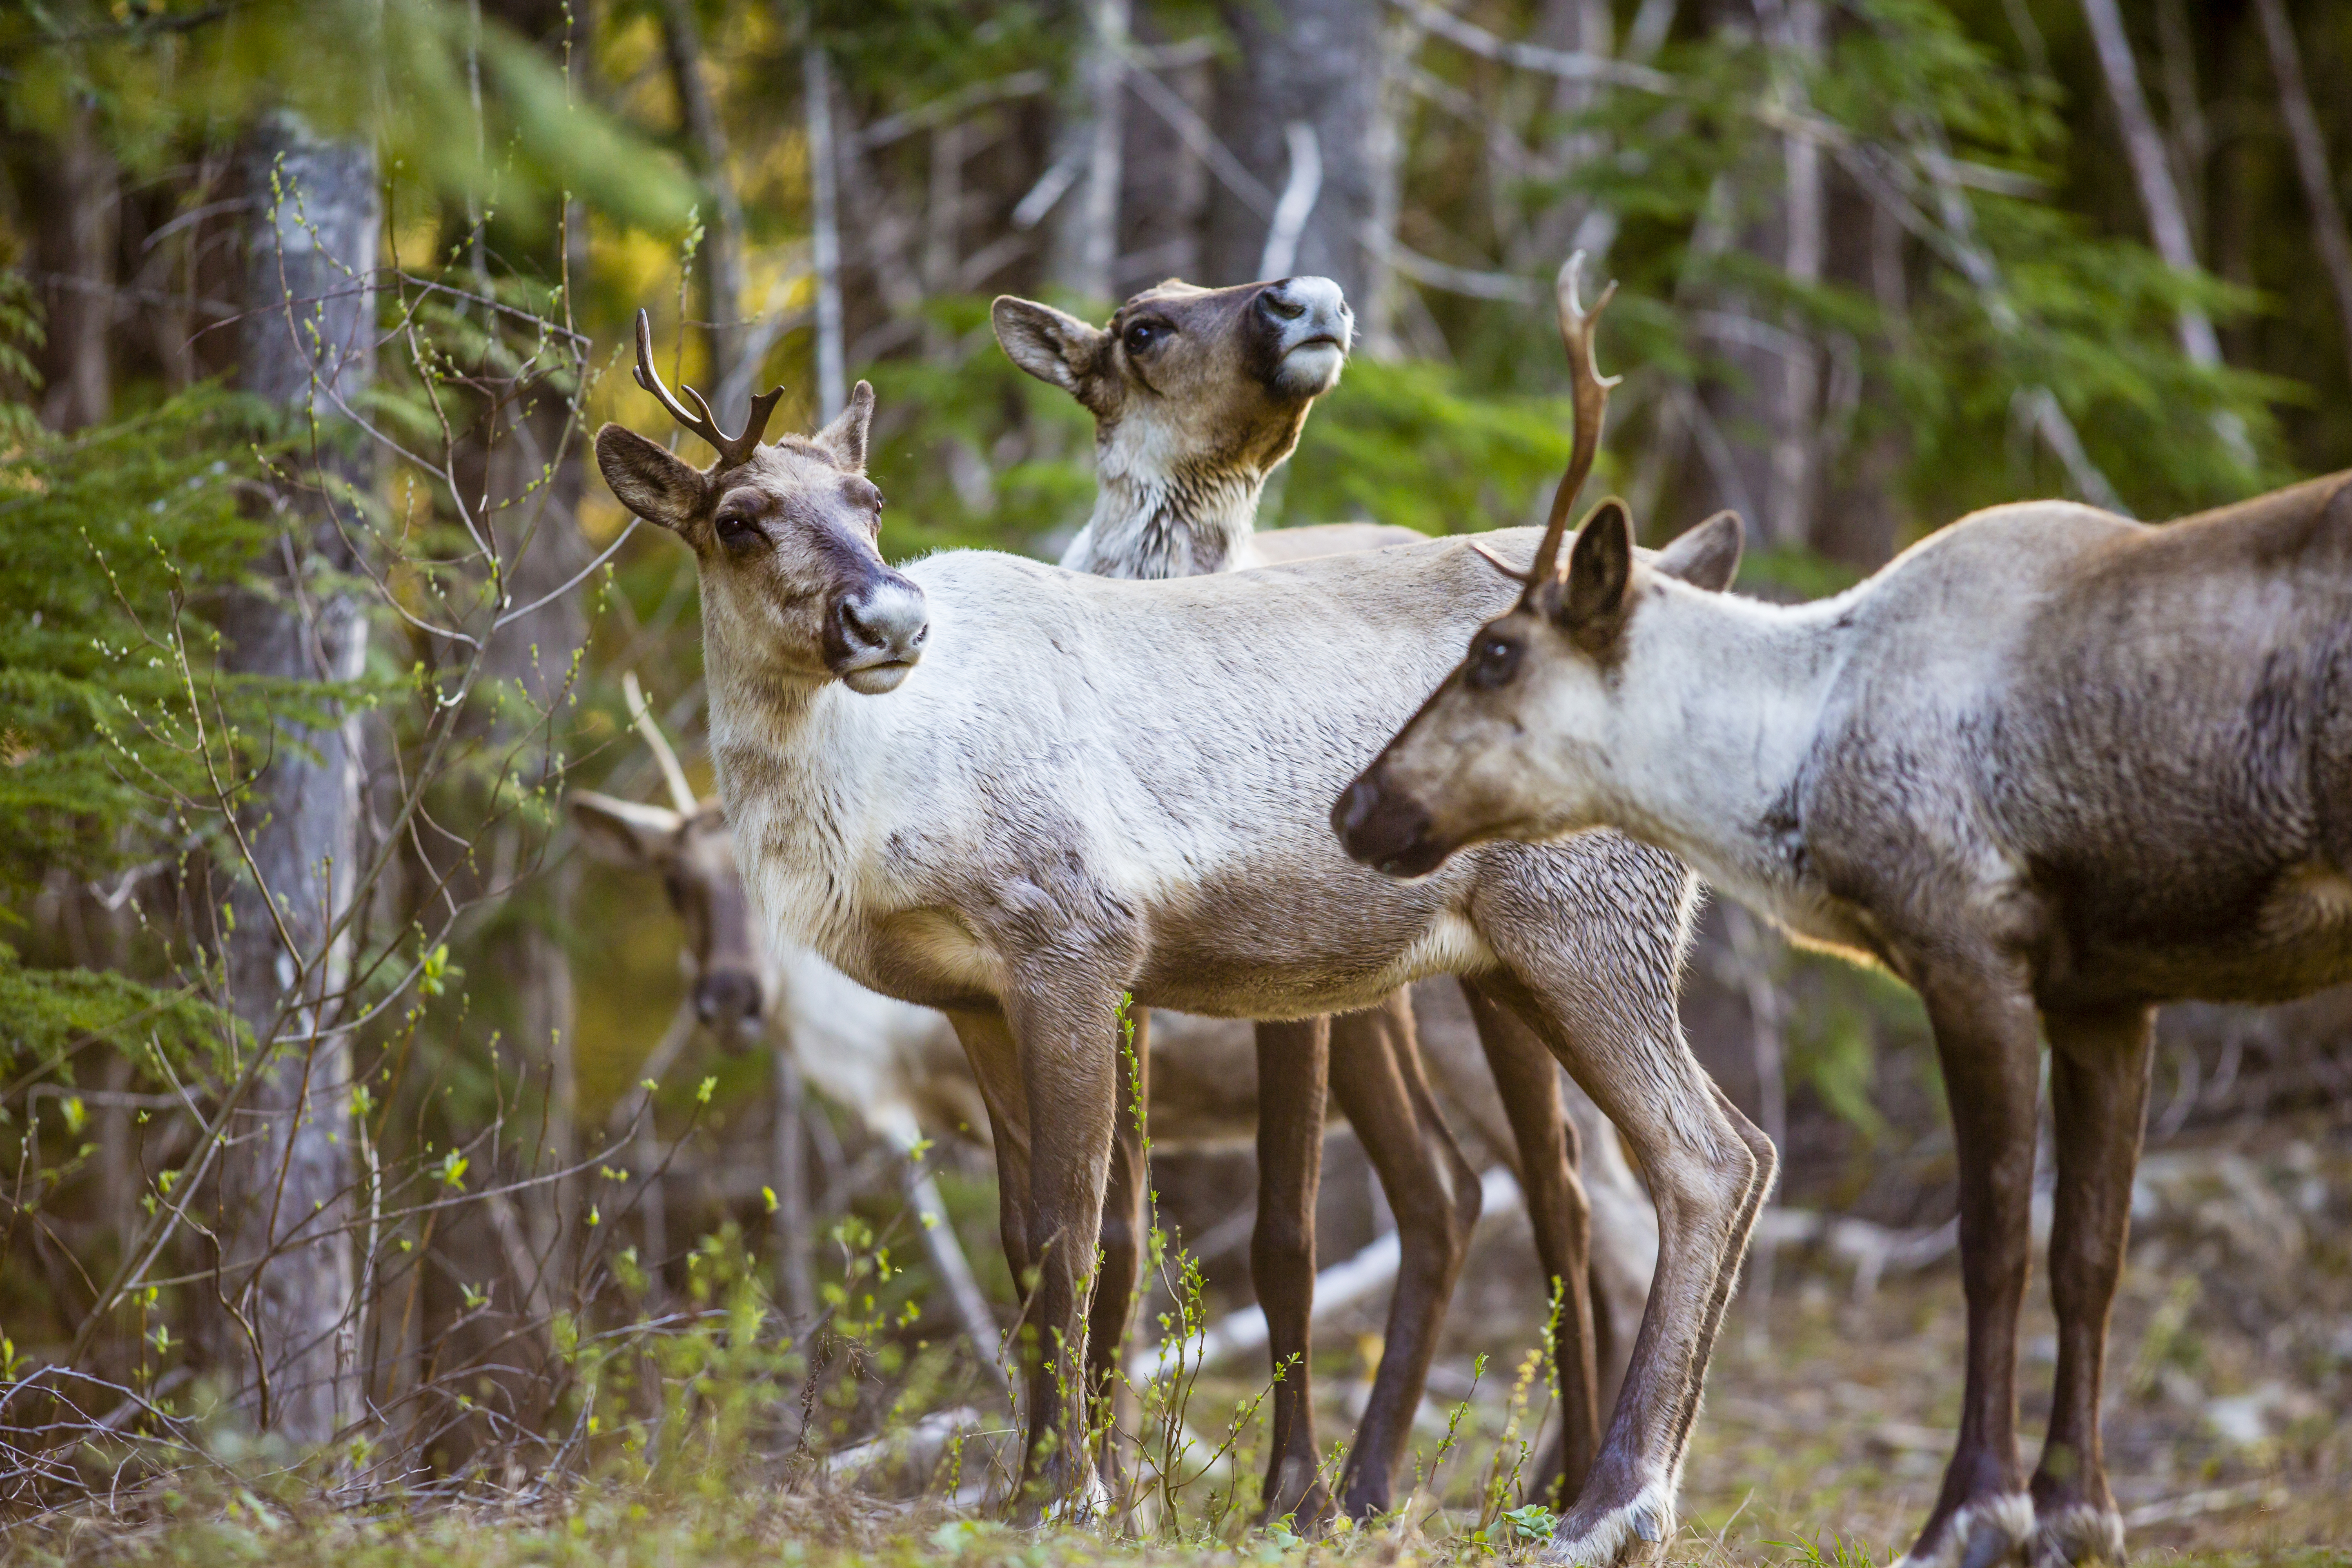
<box><xmin>1339</xmin><ymin>473</ymin><xmax>2352</xmax><ymax>1568</ymax></box>
<box><xmin>708</xmin><ymin>533</ymin><xmax>1752</xmax><ymax>1558</ymax></box>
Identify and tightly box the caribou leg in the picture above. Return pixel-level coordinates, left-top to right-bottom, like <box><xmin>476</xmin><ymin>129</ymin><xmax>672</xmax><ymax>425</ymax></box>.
<box><xmin>1325</xmin><ymin>991</ymin><xmax>1485</xmax><ymax>1519</ymax></box>
<box><xmin>1086</xmin><ymin>1007</ymin><xmax>1152</xmax><ymax>1506</ymax></box>
<box><xmin>1461</xmin><ymin>979</ymin><xmax>1600</xmax><ymax>1509</ymax></box>
<box><xmin>1466</xmin><ymin>934</ymin><xmax>1764</xmax><ymax>1568</ymax></box>
<box><xmin>946</xmin><ymin>1007</ymin><xmax>1038</xmax><ymax>1298</ymax></box>
<box><xmin>1663</xmin><ymin>1077</ymin><xmax>1775</xmax><ymax>1470</ymax></box>
<box><xmin>1894</xmin><ymin>960</ymin><xmax>2043</xmax><ymax>1568</ymax></box>
<box><xmin>1000</xmin><ymin>980</ymin><xmax>1124</xmax><ymax>1523</ymax></box>
<box><xmin>1252</xmin><ymin>1015</ymin><xmax>1334</xmax><ymax>1526</ymax></box>
<box><xmin>2029</xmin><ymin>1002</ymin><xmax>2154</xmax><ymax>1568</ymax></box>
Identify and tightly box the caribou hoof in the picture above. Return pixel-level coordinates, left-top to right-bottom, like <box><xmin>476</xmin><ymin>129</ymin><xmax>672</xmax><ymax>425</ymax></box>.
<box><xmin>1892</xmin><ymin>1494</ymin><xmax>2035</xmax><ymax>1568</ymax></box>
<box><xmin>1541</xmin><ymin>1478</ymin><xmax>1675</xmax><ymax>1566</ymax></box>
<box><xmin>2031</xmin><ymin>1502</ymin><xmax>2125</xmax><ymax>1568</ymax></box>
<box><xmin>1258</xmin><ymin>1455</ymin><xmax>1336</xmax><ymax>1536</ymax></box>
<box><xmin>1038</xmin><ymin>1468</ymin><xmax>1114</xmax><ymax>1528</ymax></box>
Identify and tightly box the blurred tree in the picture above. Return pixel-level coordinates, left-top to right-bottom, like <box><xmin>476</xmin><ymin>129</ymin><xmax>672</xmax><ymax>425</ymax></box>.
<box><xmin>18</xmin><ymin>97</ymin><xmax>117</xmax><ymax>431</ymax></box>
<box><xmin>1207</xmin><ymin>0</ymin><xmax>1400</xmax><ymax>346</ymax></box>
<box><xmin>202</xmin><ymin>113</ymin><xmax>379</xmax><ymax>1446</ymax></box>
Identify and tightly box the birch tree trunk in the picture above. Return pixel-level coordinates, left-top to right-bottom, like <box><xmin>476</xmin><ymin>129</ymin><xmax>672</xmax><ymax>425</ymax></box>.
<box><xmin>2076</xmin><ymin>0</ymin><xmax>2222</xmax><ymax>372</ymax></box>
<box><xmin>804</xmin><ymin>42</ymin><xmax>846</xmax><ymax>421</ymax></box>
<box><xmin>1690</xmin><ymin>0</ymin><xmax>1824</xmax><ymax>552</ymax></box>
<box><xmin>207</xmin><ymin>111</ymin><xmax>378</xmax><ymax>1445</ymax></box>
<box><xmin>1519</xmin><ymin>0</ymin><xmax>1614</xmax><ymax>267</ymax></box>
<box><xmin>1049</xmin><ymin>0</ymin><xmax>1127</xmax><ymax>303</ymax></box>
<box><xmin>2079</xmin><ymin>0</ymin><xmax>2250</xmax><ymax>465</ymax></box>
<box><xmin>1768</xmin><ymin>0</ymin><xmax>1825</xmax><ymax>550</ymax></box>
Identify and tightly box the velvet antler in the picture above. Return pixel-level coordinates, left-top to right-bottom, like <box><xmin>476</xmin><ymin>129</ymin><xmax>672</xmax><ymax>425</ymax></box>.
<box><xmin>631</xmin><ymin>308</ymin><xmax>782</xmax><ymax>469</ymax></box>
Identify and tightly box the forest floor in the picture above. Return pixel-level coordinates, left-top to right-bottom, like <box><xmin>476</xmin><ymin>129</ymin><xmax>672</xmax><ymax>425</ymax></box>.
<box><xmin>9</xmin><ymin>1118</ymin><xmax>2348</xmax><ymax>1566</ymax></box>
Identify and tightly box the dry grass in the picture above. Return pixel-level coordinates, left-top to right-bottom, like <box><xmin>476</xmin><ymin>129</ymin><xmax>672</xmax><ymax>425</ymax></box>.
<box><xmin>6</xmin><ymin>1119</ymin><xmax>2347</xmax><ymax>1568</ymax></box>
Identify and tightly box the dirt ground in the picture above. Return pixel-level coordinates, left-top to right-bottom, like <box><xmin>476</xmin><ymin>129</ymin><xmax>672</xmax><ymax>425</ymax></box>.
<box><xmin>1171</xmin><ymin>1110</ymin><xmax>2352</xmax><ymax>1565</ymax></box>
<box><xmin>1688</xmin><ymin>1115</ymin><xmax>2349</xmax><ymax>1564</ymax></box>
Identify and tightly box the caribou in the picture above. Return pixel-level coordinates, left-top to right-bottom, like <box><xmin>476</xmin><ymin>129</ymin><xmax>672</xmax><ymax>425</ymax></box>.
<box><xmin>592</xmin><ymin>308</ymin><xmax>1766</xmax><ymax>1562</ymax></box>
<box><xmin>1335</xmin><ymin>258</ymin><xmax>2352</xmax><ymax>1568</ymax></box>
<box><xmin>570</xmin><ymin>762</ymin><xmax>1657</xmax><ymax>1453</ymax></box>
<box><xmin>991</xmin><ymin>272</ymin><xmax>1652</xmax><ymax>1519</ymax></box>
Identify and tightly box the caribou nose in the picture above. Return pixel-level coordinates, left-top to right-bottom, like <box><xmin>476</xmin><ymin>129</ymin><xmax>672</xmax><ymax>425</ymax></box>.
<box><xmin>1260</xmin><ymin>275</ymin><xmax>1352</xmax><ymax>352</ymax></box>
<box><xmin>832</xmin><ymin>570</ymin><xmax>931</xmax><ymax>695</ymax></box>
<box><xmin>693</xmin><ymin>969</ymin><xmax>764</xmax><ymax>1031</ymax></box>
<box><xmin>1332</xmin><ymin>773</ymin><xmax>1442</xmax><ymax>878</ymax></box>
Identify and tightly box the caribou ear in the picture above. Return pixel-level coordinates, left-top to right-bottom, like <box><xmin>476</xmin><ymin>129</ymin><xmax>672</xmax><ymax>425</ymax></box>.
<box><xmin>992</xmin><ymin>295</ymin><xmax>1107</xmax><ymax>399</ymax></box>
<box><xmin>1552</xmin><ymin>500</ymin><xmax>1635</xmax><ymax>637</ymax></box>
<box><xmin>813</xmin><ymin>380</ymin><xmax>875</xmax><ymax>472</ymax></box>
<box><xmin>1653</xmin><ymin>510</ymin><xmax>1744</xmax><ymax>592</ymax></box>
<box><xmin>597</xmin><ymin>424</ymin><xmax>709</xmax><ymax>531</ymax></box>
<box><xmin>570</xmin><ymin>790</ymin><xmax>684</xmax><ymax>869</ymax></box>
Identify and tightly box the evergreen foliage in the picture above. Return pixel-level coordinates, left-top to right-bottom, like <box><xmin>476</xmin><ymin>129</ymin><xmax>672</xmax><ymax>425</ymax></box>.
<box><xmin>0</xmin><ymin>290</ymin><xmax>336</xmax><ymax>1074</ymax></box>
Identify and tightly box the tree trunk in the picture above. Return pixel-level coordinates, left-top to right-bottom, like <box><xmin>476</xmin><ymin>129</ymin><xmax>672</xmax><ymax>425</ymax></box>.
<box><xmin>658</xmin><ymin>0</ymin><xmax>746</xmax><ymax>402</ymax></box>
<box><xmin>207</xmin><ymin>111</ymin><xmax>377</xmax><ymax>1446</ymax></box>
<box><xmin>2076</xmin><ymin>0</ymin><xmax>2220</xmax><ymax>370</ymax></box>
<box><xmin>1689</xmin><ymin>0</ymin><xmax>1822</xmax><ymax>552</ymax></box>
<box><xmin>29</xmin><ymin>98</ymin><xmax>118</xmax><ymax>431</ymax></box>
<box><xmin>1767</xmin><ymin>0</ymin><xmax>1825</xmax><ymax>550</ymax></box>
<box><xmin>473</xmin><ymin>389</ymin><xmax>590</xmax><ymax>1325</ymax></box>
<box><xmin>2078</xmin><ymin>0</ymin><xmax>2249</xmax><ymax>466</ymax></box>
<box><xmin>1207</xmin><ymin>0</ymin><xmax>1399</xmax><ymax>336</ymax></box>
<box><xmin>804</xmin><ymin>43</ymin><xmax>847</xmax><ymax>421</ymax></box>
<box><xmin>1518</xmin><ymin>0</ymin><xmax>1613</xmax><ymax>268</ymax></box>
<box><xmin>1049</xmin><ymin>0</ymin><xmax>1128</xmax><ymax>303</ymax></box>
<box><xmin>2253</xmin><ymin>0</ymin><xmax>2352</xmax><ymax>390</ymax></box>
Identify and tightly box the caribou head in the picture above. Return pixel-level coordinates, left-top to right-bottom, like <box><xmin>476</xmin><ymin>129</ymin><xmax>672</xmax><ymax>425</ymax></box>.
<box><xmin>594</xmin><ymin>312</ymin><xmax>928</xmax><ymax>695</ymax></box>
<box><xmin>993</xmin><ymin>276</ymin><xmax>1352</xmax><ymax>577</ymax></box>
<box><xmin>570</xmin><ymin>676</ymin><xmax>769</xmax><ymax>1043</ymax></box>
<box><xmin>1333</xmin><ymin>255</ymin><xmax>1746</xmax><ymax>878</ymax></box>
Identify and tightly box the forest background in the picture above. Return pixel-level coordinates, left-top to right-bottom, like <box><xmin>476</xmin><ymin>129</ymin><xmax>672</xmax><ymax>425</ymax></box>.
<box><xmin>2</xmin><ymin>0</ymin><xmax>2350</xmax><ymax>1550</ymax></box>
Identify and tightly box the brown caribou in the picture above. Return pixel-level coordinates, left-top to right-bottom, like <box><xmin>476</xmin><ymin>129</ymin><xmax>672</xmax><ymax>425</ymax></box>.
<box><xmin>1336</xmin><ymin>257</ymin><xmax>2352</xmax><ymax>1568</ymax></box>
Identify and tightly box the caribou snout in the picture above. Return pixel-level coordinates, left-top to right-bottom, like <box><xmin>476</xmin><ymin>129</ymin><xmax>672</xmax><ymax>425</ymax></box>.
<box><xmin>1259</xmin><ymin>276</ymin><xmax>1352</xmax><ymax>397</ymax></box>
<box><xmin>692</xmin><ymin>967</ymin><xmax>765</xmax><ymax>1047</ymax></box>
<box><xmin>1332</xmin><ymin>766</ymin><xmax>1452</xmax><ymax>880</ymax></box>
<box><xmin>830</xmin><ymin>569</ymin><xmax>931</xmax><ymax>694</ymax></box>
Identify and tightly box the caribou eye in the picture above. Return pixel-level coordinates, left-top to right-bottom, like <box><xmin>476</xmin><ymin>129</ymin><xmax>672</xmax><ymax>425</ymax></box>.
<box><xmin>714</xmin><ymin>512</ymin><xmax>764</xmax><ymax>552</ymax></box>
<box><xmin>1123</xmin><ymin>320</ymin><xmax>1168</xmax><ymax>354</ymax></box>
<box><xmin>1468</xmin><ymin>634</ymin><xmax>1522</xmax><ymax>690</ymax></box>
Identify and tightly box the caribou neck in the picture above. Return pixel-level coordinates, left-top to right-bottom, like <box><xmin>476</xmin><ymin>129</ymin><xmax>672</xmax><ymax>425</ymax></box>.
<box><xmin>1063</xmin><ymin>453</ymin><xmax>1268</xmax><ymax>579</ymax></box>
<box><xmin>700</xmin><ymin>635</ymin><xmax>876</xmax><ymax>923</ymax></box>
<box><xmin>1591</xmin><ymin>589</ymin><xmax>1852</xmax><ymax>927</ymax></box>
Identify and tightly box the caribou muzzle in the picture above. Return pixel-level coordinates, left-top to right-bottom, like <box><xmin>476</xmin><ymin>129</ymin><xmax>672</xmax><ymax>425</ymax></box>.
<box><xmin>828</xmin><ymin>569</ymin><xmax>931</xmax><ymax>694</ymax></box>
<box><xmin>1332</xmin><ymin>766</ymin><xmax>1455</xmax><ymax>880</ymax></box>
<box><xmin>692</xmin><ymin>967</ymin><xmax>766</xmax><ymax>1048</ymax></box>
<box><xmin>1258</xmin><ymin>276</ymin><xmax>1352</xmax><ymax>398</ymax></box>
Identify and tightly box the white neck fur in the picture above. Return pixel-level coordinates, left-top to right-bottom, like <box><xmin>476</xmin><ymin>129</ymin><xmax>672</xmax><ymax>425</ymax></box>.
<box><xmin>1584</xmin><ymin>586</ymin><xmax>1852</xmax><ymax>925</ymax></box>
<box><xmin>1058</xmin><ymin>439</ymin><xmax>1269</xmax><ymax>579</ymax></box>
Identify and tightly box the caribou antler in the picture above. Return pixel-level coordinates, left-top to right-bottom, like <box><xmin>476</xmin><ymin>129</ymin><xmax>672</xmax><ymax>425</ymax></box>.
<box><xmin>631</xmin><ymin>308</ymin><xmax>783</xmax><ymax>469</ymax></box>
<box><xmin>1524</xmin><ymin>251</ymin><xmax>1621</xmax><ymax>587</ymax></box>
